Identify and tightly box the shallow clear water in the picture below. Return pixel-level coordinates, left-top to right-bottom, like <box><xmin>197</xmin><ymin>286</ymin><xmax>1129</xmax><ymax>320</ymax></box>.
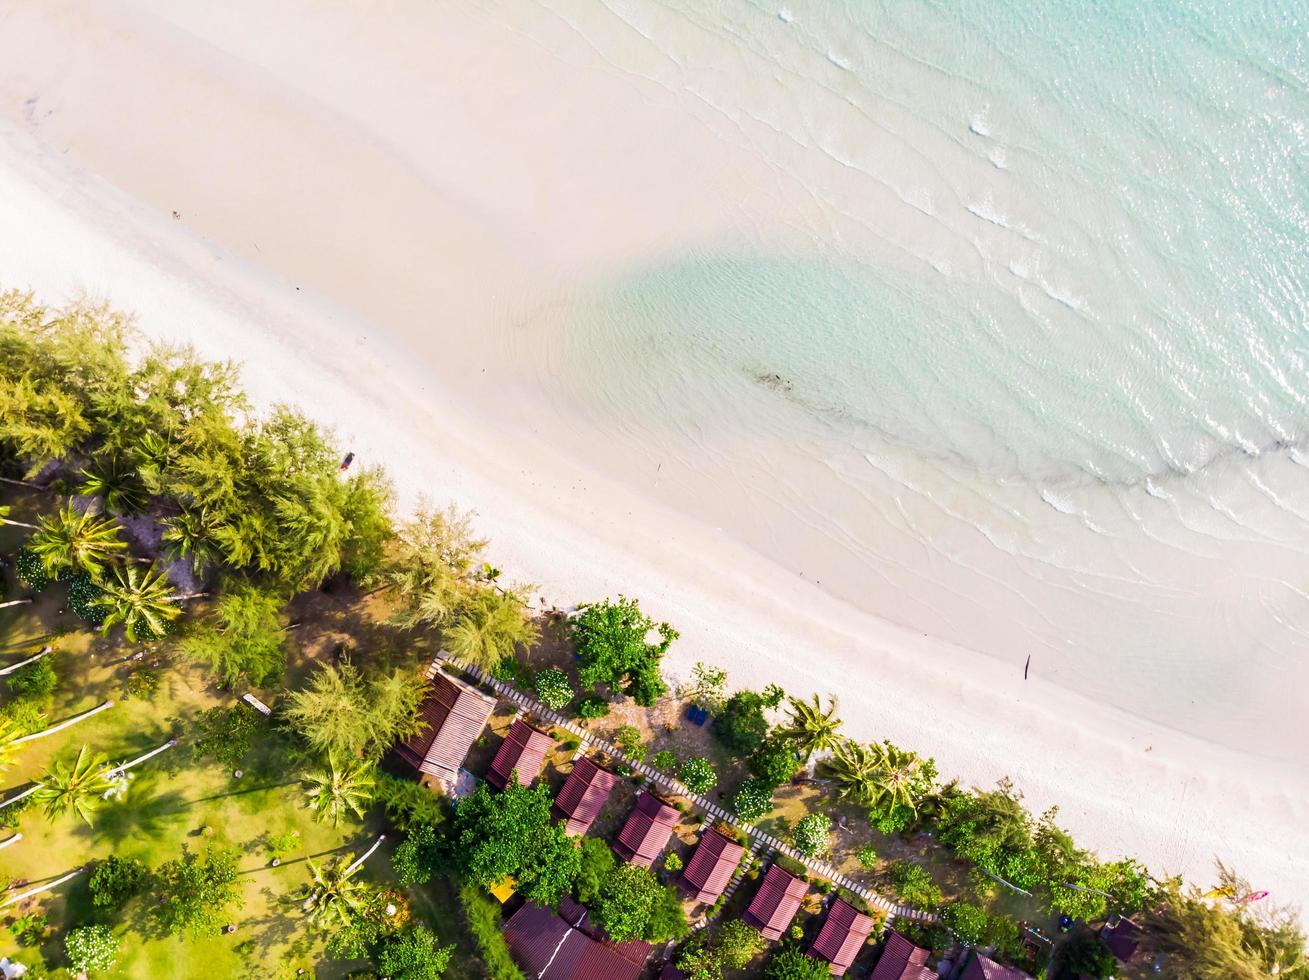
<box><xmin>518</xmin><ymin>0</ymin><xmax>1309</xmax><ymax>751</ymax></box>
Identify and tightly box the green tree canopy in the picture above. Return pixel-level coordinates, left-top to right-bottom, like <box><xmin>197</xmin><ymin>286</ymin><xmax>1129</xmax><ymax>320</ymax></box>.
<box><xmin>763</xmin><ymin>945</ymin><xmax>830</xmax><ymax>980</ymax></box>
<box><xmin>444</xmin><ymin>587</ymin><xmax>539</xmax><ymax>671</ymax></box>
<box><xmin>151</xmin><ymin>846</ymin><xmax>241</xmax><ymax>936</ymax></box>
<box><xmin>570</xmin><ymin>596</ymin><xmax>676</xmax><ymax>707</ymax></box>
<box><xmin>588</xmin><ymin>864</ymin><xmax>688</xmax><ymax>943</ymax></box>
<box><xmin>27</xmin><ymin>503</ymin><xmax>126</xmax><ymax>581</ymax></box>
<box><xmin>181</xmin><ymin>584</ymin><xmax>288</xmax><ymax>686</ymax></box>
<box><xmin>777</xmin><ymin>693</ymin><xmax>842</xmax><ymax>761</ymax></box>
<box><xmin>64</xmin><ymin>923</ymin><xmax>120</xmax><ymax>973</ymax></box>
<box><xmin>748</xmin><ymin>737</ymin><xmax>800</xmax><ymax>790</ymax></box>
<box><xmin>282</xmin><ymin>660</ymin><xmax>427</xmax><ymax>761</ymax></box>
<box><xmin>713</xmin><ymin>690</ymin><xmax>771</xmax><ymax>756</ymax></box>
<box><xmin>373</xmin><ymin>925</ymin><xmax>454</xmax><ymax>980</ymax></box>
<box><xmin>451</xmin><ymin>781</ymin><xmax>580</xmax><ymax>908</ymax></box>
<box><xmin>382</xmin><ymin>505</ymin><xmax>487</xmax><ymax>630</ymax></box>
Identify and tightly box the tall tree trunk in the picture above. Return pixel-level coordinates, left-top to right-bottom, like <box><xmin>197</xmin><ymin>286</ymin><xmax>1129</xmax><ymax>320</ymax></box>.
<box><xmin>0</xmin><ymin>782</ymin><xmax>43</xmax><ymax>811</ymax></box>
<box><xmin>0</xmin><ymin>866</ymin><xmax>84</xmax><ymax>908</ymax></box>
<box><xmin>0</xmin><ymin>833</ymin><xmax>21</xmax><ymax>850</ymax></box>
<box><xmin>344</xmin><ymin>834</ymin><xmax>386</xmax><ymax>876</ymax></box>
<box><xmin>0</xmin><ymin>647</ymin><xmax>51</xmax><ymax>676</ymax></box>
<box><xmin>0</xmin><ymin>599</ymin><xmax>34</xmax><ymax>610</ymax></box>
<box><xmin>11</xmin><ymin>700</ymin><xmax>115</xmax><ymax>745</ymax></box>
<box><xmin>107</xmin><ymin>737</ymin><xmax>178</xmax><ymax>776</ymax></box>
<box><xmin>0</xmin><ymin>517</ymin><xmax>38</xmax><ymax>530</ymax></box>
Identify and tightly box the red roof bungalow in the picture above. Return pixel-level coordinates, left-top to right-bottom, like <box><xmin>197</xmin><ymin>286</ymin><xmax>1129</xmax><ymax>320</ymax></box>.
<box><xmin>614</xmin><ymin>792</ymin><xmax>679</xmax><ymax>867</ymax></box>
<box><xmin>504</xmin><ymin>895</ymin><xmax>652</xmax><ymax>980</ymax></box>
<box><xmin>394</xmin><ymin>670</ymin><xmax>496</xmax><ymax>787</ymax></box>
<box><xmin>810</xmin><ymin>898</ymin><xmax>877</xmax><ymax>975</ymax></box>
<box><xmin>869</xmin><ymin>932</ymin><xmax>938</xmax><ymax>980</ymax></box>
<box><xmin>679</xmin><ymin>826</ymin><xmax>745</xmax><ymax>904</ymax></box>
<box><xmin>552</xmin><ymin>756</ymin><xmax>618</xmax><ymax>836</ymax></box>
<box><xmin>487</xmin><ymin>719</ymin><xmax>553</xmax><ymax>790</ymax></box>
<box><xmin>960</xmin><ymin>951</ymin><xmax>1032</xmax><ymax>980</ymax></box>
<box><xmin>744</xmin><ymin>864</ymin><xmax>809</xmax><ymax>940</ymax></box>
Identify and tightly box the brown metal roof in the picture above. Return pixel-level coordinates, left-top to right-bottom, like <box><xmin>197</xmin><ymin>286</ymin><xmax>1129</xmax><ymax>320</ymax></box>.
<box><xmin>743</xmin><ymin>863</ymin><xmax>809</xmax><ymax>940</ymax></box>
<box><xmin>679</xmin><ymin>826</ymin><xmax>746</xmax><ymax>904</ymax></box>
<box><xmin>613</xmin><ymin>791</ymin><xmax>679</xmax><ymax>868</ymax></box>
<box><xmin>487</xmin><ymin>719</ymin><xmax>554</xmax><ymax>790</ymax></box>
<box><xmin>810</xmin><ymin>898</ymin><xmax>877</xmax><ymax>975</ymax></box>
<box><xmin>503</xmin><ymin>898</ymin><xmax>652</xmax><ymax>980</ymax></box>
<box><xmin>868</xmin><ymin>932</ymin><xmax>938</xmax><ymax>980</ymax></box>
<box><xmin>552</xmin><ymin>756</ymin><xmax>619</xmax><ymax>836</ymax></box>
<box><xmin>393</xmin><ymin>670</ymin><xmax>496</xmax><ymax>784</ymax></box>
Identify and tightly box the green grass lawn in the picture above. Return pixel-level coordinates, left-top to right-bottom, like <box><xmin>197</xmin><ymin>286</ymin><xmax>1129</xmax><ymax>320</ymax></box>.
<box><xmin>0</xmin><ymin>580</ymin><xmax>477</xmax><ymax>978</ymax></box>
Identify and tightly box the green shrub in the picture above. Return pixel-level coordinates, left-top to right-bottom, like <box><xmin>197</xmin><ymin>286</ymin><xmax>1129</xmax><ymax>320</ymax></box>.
<box><xmin>193</xmin><ymin>703</ymin><xmax>260</xmax><ymax>768</ymax></box>
<box><xmin>678</xmin><ymin>757</ymin><xmax>717</xmax><ymax>795</ymax></box>
<box><xmin>392</xmin><ymin>824</ymin><xmax>442</xmax><ymax>887</ymax></box>
<box><xmin>651</xmin><ymin>749</ymin><xmax>676</xmax><ymax>771</ymax></box>
<box><xmin>856</xmin><ymin>844</ymin><xmax>878</xmax><ymax>869</ymax></box>
<box><xmin>560</xmin><ymin>737</ymin><xmax>580</xmax><ymax>751</ymax></box>
<box><xmin>123</xmin><ymin>666</ymin><xmax>160</xmax><ymax>701</ymax></box>
<box><xmin>713</xmin><ymin>691</ymin><xmax>770</xmax><ymax>755</ymax></box>
<box><xmin>373</xmin><ymin>924</ymin><xmax>454</xmax><ymax>979</ymax></box>
<box><xmin>459</xmin><ymin>881</ymin><xmax>526</xmax><ymax>980</ymax></box>
<box><xmin>14</xmin><ymin>548</ymin><xmax>51</xmax><ymax>592</ymax></box>
<box><xmin>6</xmin><ymin>656</ymin><xmax>56</xmax><ymax>702</ymax></box>
<box><xmin>67</xmin><ymin>572</ymin><xmax>107</xmax><ymax>625</ymax></box>
<box><xmin>9</xmin><ymin>911</ymin><xmax>47</xmax><ymax>947</ymax></box>
<box><xmin>792</xmin><ymin>813</ymin><xmax>830</xmax><ymax>858</ymax></box>
<box><xmin>664</xmin><ymin>851</ymin><xmax>683</xmax><ymax>873</ymax></box>
<box><xmin>764</xmin><ymin>944</ymin><xmax>829</xmax><ymax>979</ymax></box>
<box><xmin>732</xmin><ymin>779</ymin><xmax>773</xmax><ymax>822</ymax></box>
<box><xmin>887</xmin><ymin>861</ymin><xmax>942</xmax><ymax>911</ymax></box>
<box><xmin>534</xmin><ymin>668</ymin><xmax>574</xmax><ymax>711</ymax></box>
<box><xmin>265</xmin><ymin>830</ymin><xmax>300</xmax><ymax>858</ymax></box>
<box><xmin>748</xmin><ymin>737</ymin><xmax>799</xmax><ymax>790</ymax></box>
<box><xmin>940</xmin><ymin>901</ymin><xmax>987</xmax><ymax>944</ymax></box>
<box><xmin>614</xmin><ymin>725</ymin><xmax>647</xmax><ymax>763</ymax></box>
<box><xmin>576</xmin><ymin>696</ymin><xmax>610</xmax><ymax>719</ymax></box>
<box><xmin>65</xmin><ymin>923</ymin><xmax>120</xmax><ymax>972</ymax></box>
<box><xmin>574</xmin><ymin>837</ymin><xmax>617</xmax><ymax>905</ymax></box>
<box><xmin>373</xmin><ymin>771</ymin><xmax>449</xmax><ymax>832</ymax></box>
<box><xmin>89</xmin><ymin>855</ymin><xmax>149</xmax><ymax>912</ymax></box>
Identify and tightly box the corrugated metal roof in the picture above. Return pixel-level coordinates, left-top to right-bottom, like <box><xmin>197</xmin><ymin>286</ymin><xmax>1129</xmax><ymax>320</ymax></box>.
<box><xmin>810</xmin><ymin>898</ymin><xmax>876</xmax><ymax>975</ymax></box>
<box><xmin>869</xmin><ymin>932</ymin><xmax>938</xmax><ymax>980</ymax></box>
<box><xmin>614</xmin><ymin>791</ymin><xmax>679</xmax><ymax>868</ymax></box>
<box><xmin>552</xmin><ymin>757</ymin><xmax>618</xmax><ymax>836</ymax></box>
<box><xmin>679</xmin><ymin>827</ymin><xmax>746</xmax><ymax>904</ymax></box>
<box><xmin>743</xmin><ymin>863</ymin><xmax>809</xmax><ymax>940</ymax></box>
<box><xmin>503</xmin><ymin>899</ymin><xmax>651</xmax><ymax>980</ymax></box>
<box><xmin>488</xmin><ymin>719</ymin><xmax>554</xmax><ymax>790</ymax></box>
<box><xmin>394</xmin><ymin>670</ymin><xmax>497</xmax><ymax>783</ymax></box>
<box><xmin>961</xmin><ymin>951</ymin><xmax>1032</xmax><ymax>980</ymax></box>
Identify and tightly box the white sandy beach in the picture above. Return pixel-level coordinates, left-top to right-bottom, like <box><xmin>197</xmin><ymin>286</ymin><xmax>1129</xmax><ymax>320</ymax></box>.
<box><xmin>0</xmin><ymin>0</ymin><xmax>1306</xmax><ymax>915</ymax></box>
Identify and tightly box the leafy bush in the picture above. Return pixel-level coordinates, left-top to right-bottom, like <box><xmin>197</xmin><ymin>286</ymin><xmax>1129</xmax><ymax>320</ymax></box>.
<box><xmin>792</xmin><ymin>813</ymin><xmax>831</xmax><ymax>858</ymax></box>
<box><xmin>651</xmin><ymin>749</ymin><xmax>676</xmax><ymax>771</ymax></box>
<box><xmin>266</xmin><ymin>830</ymin><xmax>301</xmax><ymax>858</ymax></box>
<box><xmin>67</xmin><ymin>572</ymin><xmax>107</xmax><ymax>626</ymax></box>
<box><xmin>123</xmin><ymin>666</ymin><xmax>160</xmax><ymax>701</ymax></box>
<box><xmin>10</xmin><ymin>911</ymin><xmax>47</xmax><ymax>947</ymax></box>
<box><xmin>574</xmin><ymin>837</ymin><xmax>617</xmax><ymax>905</ymax></box>
<box><xmin>575</xmin><ymin>695</ymin><xmax>610</xmax><ymax>719</ymax></box>
<box><xmin>732</xmin><ymin>779</ymin><xmax>773</xmax><ymax>822</ymax></box>
<box><xmin>857</xmin><ymin>844</ymin><xmax>878</xmax><ymax>869</ymax></box>
<box><xmin>534</xmin><ymin>668</ymin><xmax>573</xmax><ymax>711</ymax></box>
<box><xmin>459</xmin><ymin>881</ymin><xmax>525</xmax><ymax>980</ymax></box>
<box><xmin>193</xmin><ymin>703</ymin><xmax>261</xmax><ymax>768</ymax></box>
<box><xmin>764</xmin><ymin>944</ymin><xmax>829</xmax><ymax>980</ymax></box>
<box><xmin>571</xmin><ymin>596</ymin><xmax>676</xmax><ymax>706</ymax></box>
<box><xmin>150</xmin><ymin>846</ymin><xmax>241</xmax><ymax>936</ymax></box>
<box><xmin>748</xmin><ymin>737</ymin><xmax>798</xmax><ymax>790</ymax></box>
<box><xmin>373</xmin><ymin>770</ymin><xmax>449</xmax><ymax>832</ymax></box>
<box><xmin>89</xmin><ymin>855</ymin><xmax>149</xmax><ymax>912</ymax></box>
<box><xmin>940</xmin><ymin>901</ymin><xmax>987</xmax><ymax>944</ymax></box>
<box><xmin>887</xmin><ymin>861</ymin><xmax>942</xmax><ymax>911</ymax></box>
<box><xmin>65</xmin><ymin>923</ymin><xmax>119</xmax><ymax>973</ymax></box>
<box><xmin>615</xmin><ymin>725</ymin><xmax>647</xmax><ymax>763</ymax></box>
<box><xmin>713</xmin><ymin>691</ymin><xmax>770</xmax><ymax>755</ymax></box>
<box><xmin>590</xmin><ymin>864</ymin><xmax>688</xmax><ymax>942</ymax></box>
<box><xmin>392</xmin><ymin>824</ymin><xmax>442</xmax><ymax>887</ymax></box>
<box><xmin>678</xmin><ymin>757</ymin><xmax>717</xmax><ymax>795</ymax></box>
<box><xmin>1053</xmin><ymin>933</ymin><xmax>1119</xmax><ymax>979</ymax></box>
<box><xmin>373</xmin><ymin>924</ymin><xmax>454</xmax><ymax>979</ymax></box>
<box><xmin>14</xmin><ymin>548</ymin><xmax>51</xmax><ymax>592</ymax></box>
<box><xmin>664</xmin><ymin>851</ymin><xmax>683</xmax><ymax>873</ymax></box>
<box><xmin>6</xmin><ymin>656</ymin><xmax>56</xmax><ymax>702</ymax></box>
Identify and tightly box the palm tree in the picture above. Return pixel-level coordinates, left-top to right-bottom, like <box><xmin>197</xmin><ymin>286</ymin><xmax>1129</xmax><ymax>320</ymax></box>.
<box><xmin>301</xmin><ymin>854</ymin><xmax>373</xmax><ymax>931</ymax></box>
<box><xmin>94</xmin><ymin>563</ymin><xmax>183</xmax><ymax>642</ymax></box>
<box><xmin>32</xmin><ymin>744</ymin><xmax>117</xmax><ymax>825</ymax></box>
<box><xmin>301</xmin><ymin>756</ymin><xmax>375</xmax><ymax>827</ymax></box>
<box><xmin>0</xmin><ymin>505</ymin><xmax>38</xmax><ymax>531</ymax></box>
<box><xmin>161</xmin><ymin>507</ymin><xmax>222</xmax><ymax>574</ymax></box>
<box><xmin>777</xmin><ymin>694</ymin><xmax>843</xmax><ymax>761</ymax></box>
<box><xmin>79</xmin><ymin>457</ymin><xmax>147</xmax><ymax>514</ymax></box>
<box><xmin>817</xmin><ymin>738</ymin><xmax>879</xmax><ymax>804</ymax></box>
<box><xmin>0</xmin><ymin>718</ymin><xmax>23</xmax><ymax>776</ymax></box>
<box><xmin>27</xmin><ymin>503</ymin><xmax>126</xmax><ymax>579</ymax></box>
<box><xmin>444</xmin><ymin>588</ymin><xmax>540</xmax><ymax>670</ymax></box>
<box><xmin>867</xmin><ymin>741</ymin><xmax>925</xmax><ymax>815</ymax></box>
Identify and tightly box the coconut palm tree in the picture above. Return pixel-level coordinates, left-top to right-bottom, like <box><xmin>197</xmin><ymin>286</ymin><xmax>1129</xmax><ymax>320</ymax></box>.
<box><xmin>79</xmin><ymin>457</ymin><xmax>147</xmax><ymax>514</ymax></box>
<box><xmin>27</xmin><ymin>503</ymin><xmax>126</xmax><ymax>580</ymax></box>
<box><xmin>301</xmin><ymin>756</ymin><xmax>375</xmax><ymax>827</ymax></box>
<box><xmin>817</xmin><ymin>738</ymin><xmax>879</xmax><ymax>804</ymax></box>
<box><xmin>777</xmin><ymin>693</ymin><xmax>843</xmax><ymax>762</ymax></box>
<box><xmin>94</xmin><ymin>563</ymin><xmax>183</xmax><ymax>642</ymax></box>
<box><xmin>301</xmin><ymin>853</ymin><xmax>374</xmax><ymax>931</ymax></box>
<box><xmin>32</xmin><ymin>744</ymin><xmax>117</xmax><ymax>825</ymax></box>
<box><xmin>444</xmin><ymin>588</ymin><xmax>540</xmax><ymax>670</ymax></box>
<box><xmin>867</xmin><ymin>741</ymin><xmax>925</xmax><ymax>815</ymax></box>
<box><xmin>0</xmin><ymin>718</ymin><xmax>23</xmax><ymax>776</ymax></box>
<box><xmin>161</xmin><ymin>507</ymin><xmax>222</xmax><ymax>574</ymax></box>
<box><xmin>0</xmin><ymin>505</ymin><xmax>38</xmax><ymax>531</ymax></box>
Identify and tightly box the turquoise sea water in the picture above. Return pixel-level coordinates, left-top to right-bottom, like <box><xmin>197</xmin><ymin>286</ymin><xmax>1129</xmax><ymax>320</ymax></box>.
<box><xmin>518</xmin><ymin>0</ymin><xmax>1309</xmax><ymax>750</ymax></box>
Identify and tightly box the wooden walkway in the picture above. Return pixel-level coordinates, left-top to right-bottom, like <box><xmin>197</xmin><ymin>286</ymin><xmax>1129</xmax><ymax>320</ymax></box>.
<box><xmin>431</xmin><ymin>655</ymin><xmax>935</xmax><ymax>924</ymax></box>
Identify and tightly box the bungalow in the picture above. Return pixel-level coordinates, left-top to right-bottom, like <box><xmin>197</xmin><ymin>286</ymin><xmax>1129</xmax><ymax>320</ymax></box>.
<box><xmin>394</xmin><ymin>669</ymin><xmax>496</xmax><ymax>789</ymax></box>
<box><xmin>960</xmin><ymin>951</ymin><xmax>1032</xmax><ymax>980</ymax></box>
<box><xmin>809</xmin><ymin>898</ymin><xmax>877</xmax><ymax>976</ymax></box>
<box><xmin>679</xmin><ymin>826</ymin><xmax>746</xmax><ymax>904</ymax></box>
<box><xmin>614</xmin><ymin>791</ymin><xmax>679</xmax><ymax>868</ymax></box>
<box><xmin>868</xmin><ymin>931</ymin><xmax>937</xmax><ymax>980</ymax></box>
<box><xmin>1101</xmin><ymin>916</ymin><xmax>1141</xmax><ymax>965</ymax></box>
<box><xmin>503</xmin><ymin>895</ymin><xmax>652</xmax><ymax>980</ymax></box>
<box><xmin>743</xmin><ymin>864</ymin><xmax>809</xmax><ymax>941</ymax></box>
<box><xmin>552</xmin><ymin>756</ymin><xmax>618</xmax><ymax>836</ymax></box>
<box><xmin>487</xmin><ymin>719</ymin><xmax>553</xmax><ymax>790</ymax></box>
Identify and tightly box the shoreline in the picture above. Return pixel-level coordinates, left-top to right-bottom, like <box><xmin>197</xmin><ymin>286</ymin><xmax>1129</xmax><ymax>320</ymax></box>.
<box><xmin>1</xmin><ymin>121</ymin><xmax>1305</xmax><ymax>917</ymax></box>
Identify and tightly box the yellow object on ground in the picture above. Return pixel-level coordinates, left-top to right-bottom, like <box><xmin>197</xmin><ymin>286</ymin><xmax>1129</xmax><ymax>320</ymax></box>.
<box><xmin>490</xmin><ymin>877</ymin><xmax>517</xmax><ymax>903</ymax></box>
